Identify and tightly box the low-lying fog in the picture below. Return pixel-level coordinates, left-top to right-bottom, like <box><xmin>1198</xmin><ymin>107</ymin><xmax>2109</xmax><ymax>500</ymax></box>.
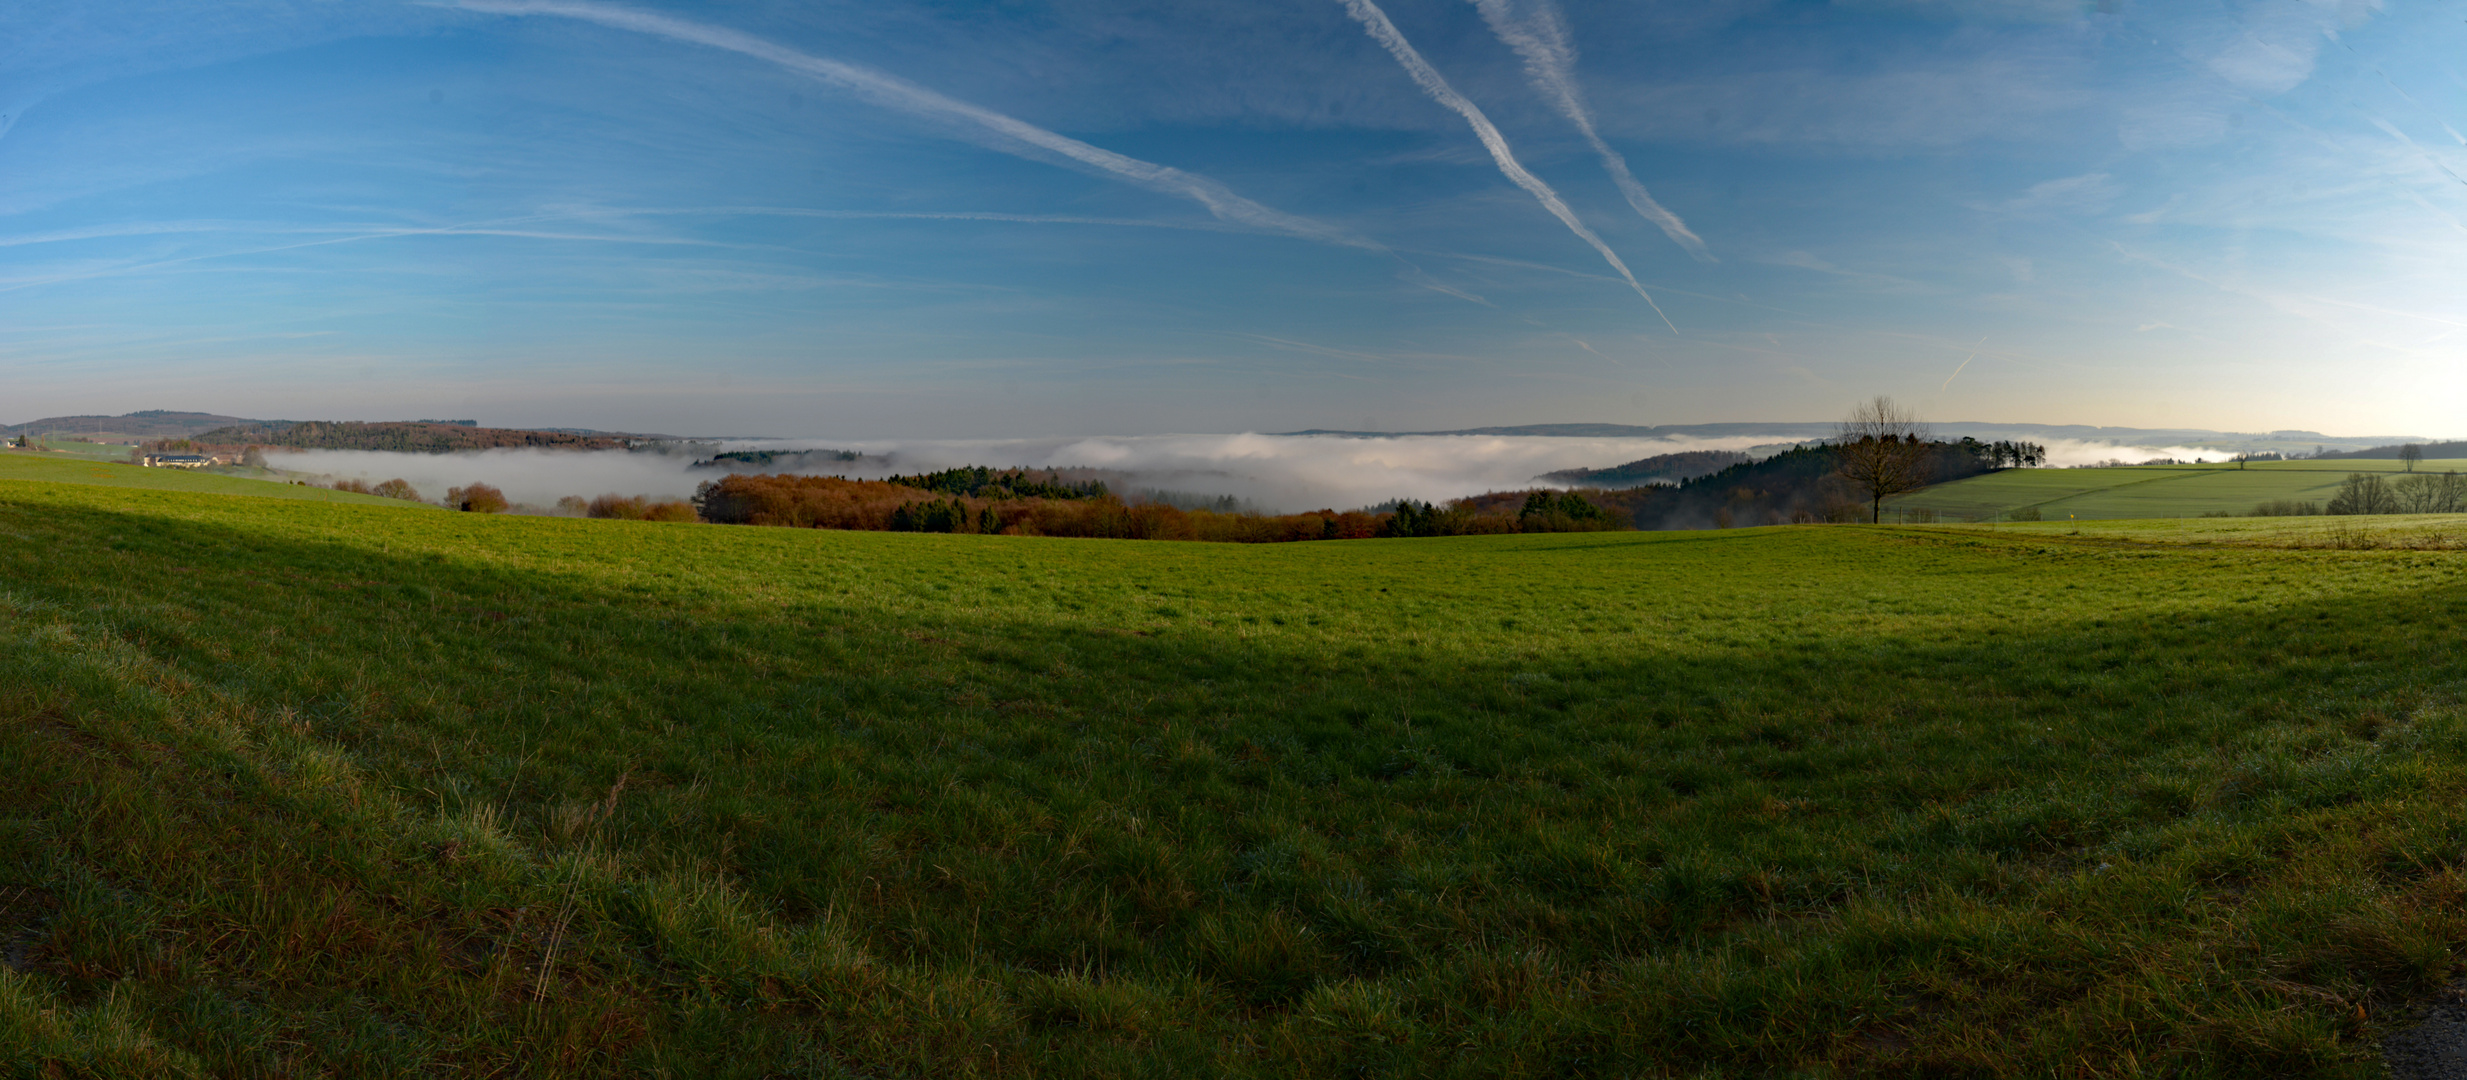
<box><xmin>272</xmin><ymin>434</ymin><xmax>2230</xmax><ymax>514</ymax></box>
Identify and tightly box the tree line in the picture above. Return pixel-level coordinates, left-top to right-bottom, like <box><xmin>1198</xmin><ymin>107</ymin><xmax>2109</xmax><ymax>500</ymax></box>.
<box><xmin>879</xmin><ymin>466</ymin><xmax>1111</xmax><ymax>502</ymax></box>
<box><xmin>685</xmin><ymin>472</ymin><xmax>1627</xmax><ymax>542</ymax></box>
<box><xmin>696</xmin><ymin>472</ymin><xmax>1384</xmax><ymax>541</ymax></box>
<box><xmin>1378</xmin><ymin>490</ymin><xmax>1627</xmax><ymax>537</ymax></box>
<box><xmin>2323</xmin><ymin>471</ymin><xmax>2466</xmax><ymax>515</ymax></box>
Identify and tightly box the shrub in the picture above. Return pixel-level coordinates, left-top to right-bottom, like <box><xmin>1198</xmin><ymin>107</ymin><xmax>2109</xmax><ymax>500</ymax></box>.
<box><xmin>555</xmin><ymin>496</ymin><xmax>587</xmax><ymax>515</ymax></box>
<box><xmin>588</xmin><ymin>494</ymin><xmax>648</xmax><ymax>519</ymax></box>
<box><xmin>329</xmin><ymin>478</ymin><xmax>373</xmax><ymax>495</ymax></box>
<box><xmin>371</xmin><ymin>479</ymin><xmax>422</xmax><ymax>502</ymax></box>
<box><xmin>2251</xmin><ymin>499</ymin><xmax>2321</xmax><ymax>517</ymax></box>
<box><xmin>587</xmin><ymin>494</ymin><xmax>697</xmax><ymax>522</ymax></box>
<box><xmin>2007</xmin><ymin>506</ymin><xmax>2042</xmax><ymax>522</ymax></box>
<box><xmin>445</xmin><ymin>483</ymin><xmax>508</xmax><ymax>514</ymax></box>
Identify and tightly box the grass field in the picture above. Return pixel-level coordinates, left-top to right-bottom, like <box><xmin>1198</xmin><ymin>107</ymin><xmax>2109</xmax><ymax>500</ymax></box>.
<box><xmin>0</xmin><ymin>451</ymin><xmax>408</xmax><ymax>506</ymax></box>
<box><xmin>1888</xmin><ymin>459</ymin><xmax>2439</xmax><ymax>522</ymax></box>
<box><xmin>3</xmin><ymin>476</ymin><xmax>2466</xmax><ymax>1076</ymax></box>
<box><xmin>7</xmin><ymin>441</ymin><xmax>138</xmax><ymax>463</ymax></box>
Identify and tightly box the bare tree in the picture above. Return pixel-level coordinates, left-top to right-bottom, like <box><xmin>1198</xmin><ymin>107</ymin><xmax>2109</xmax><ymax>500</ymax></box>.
<box><xmin>1833</xmin><ymin>396</ymin><xmax>1935</xmax><ymax>523</ymax></box>
<box><xmin>2400</xmin><ymin>443</ymin><xmax>2423</xmax><ymax>473</ymax></box>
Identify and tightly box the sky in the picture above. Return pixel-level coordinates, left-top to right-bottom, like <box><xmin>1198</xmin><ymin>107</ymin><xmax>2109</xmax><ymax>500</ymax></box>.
<box><xmin>1</xmin><ymin>0</ymin><xmax>2460</xmax><ymax>439</ymax></box>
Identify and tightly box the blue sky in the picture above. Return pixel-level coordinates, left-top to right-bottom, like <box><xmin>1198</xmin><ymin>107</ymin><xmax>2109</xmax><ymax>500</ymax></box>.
<box><xmin>2</xmin><ymin>0</ymin><xmax>2460</xmax><ymax>438</ymax></box>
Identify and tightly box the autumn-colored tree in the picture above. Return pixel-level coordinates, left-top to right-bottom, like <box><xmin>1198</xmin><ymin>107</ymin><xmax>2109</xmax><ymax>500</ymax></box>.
<box><xmin>446</xmin><ymin>483</ymin><xmax>508</xmax><ymax>513</ymax></box>
<box><xmin>1832</xmin><ymin>396</ymin><xmax>1935</xmax><ymax>523</ymax></box>
<box><xmin>695</xmin><ymin>472</ymin><xmax>1389</xmax><ymax>543</ymax></box>
<box><xmin>371</xmin><ymin>479</ymin><xmax>422</xmax><ymax>501</ymax></box>
<box><xmin>587</xmin><ymin>493</ymin><xmax>696</xmax><ymax>522</ymax></box>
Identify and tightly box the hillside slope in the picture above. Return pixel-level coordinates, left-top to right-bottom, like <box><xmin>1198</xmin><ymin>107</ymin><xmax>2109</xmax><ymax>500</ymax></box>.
<box><xmin>1891</xmin><ymin>459</ymin><xmax>2441</xmax><ymax>521</ymax></box>
<box><xmin>2</xmin><ymin>410</ymin><xmax>259</xmax><ymax>440</ymax></box>
<box><xmin>0</xmin><ymin>488</ymin><xmax>2462</xmax><ymax>1075</ymax></box>
<box><xmin>0</xmin><ymin>452</ymin><xmax>419</xmax><ymax>505</ymax></box>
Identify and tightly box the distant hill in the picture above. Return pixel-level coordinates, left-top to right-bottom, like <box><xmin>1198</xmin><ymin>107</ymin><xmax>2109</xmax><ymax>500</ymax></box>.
<box><xmin>186</xmin><ymin>421</ymin><xmax>629</xmax><ymax>453</ymax></box>
<box><xmin>1540</xmin><ymin>449</ymin><xmax>1749</xmax><ymax>487</ymax></box>
<box><xmin>5</xmin><ymin>411</ymin><xmax>676</xmax><ymax>449</ymax></box>
<box><xmin>3</xmin><ymin>410</ymin><xmax>260</xmax><ymax>440</ymax></box>
<box><xmin>1283</xmin><ymin>422</ymin><xmax>1824</xmax><ymax>439</ymax></box>
<box><xmin>2318</xmin><ymin>440</ymin><xmax>2467</xmax><ymax>461</ymax></box>
<box><xmin>1279</xmin><ymin>422</ymin><xmax>2422</xmax><ymax>455</ymax></box>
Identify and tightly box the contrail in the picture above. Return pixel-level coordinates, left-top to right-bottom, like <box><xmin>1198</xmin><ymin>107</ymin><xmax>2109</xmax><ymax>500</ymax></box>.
<box><xmin>1570</xmin><ymin>337</ymin><xmax>1622</xmax><ymax>368</ymax></box>
<box><xmin>448</xmin><ymin>1</ymin><xmax>1380</xmax><ymax>252</ymax></box>
<box><xmin>1468</xmin><ymin>0</ymin><xmax>1709</xmax><ymax>261</ymax></box>
<box><xmin>1338</xmin><ymin>0</ymin><xmax>1678</xmax><ymax>332</ymax></box>
<box><xmin>1939</xmin><ymin>334</ymin><xmax>1987</xmax><ymax>391</ymax></box>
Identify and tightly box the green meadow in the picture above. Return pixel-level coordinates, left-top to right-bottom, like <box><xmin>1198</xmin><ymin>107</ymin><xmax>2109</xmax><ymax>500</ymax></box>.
<box><xmin>3</xmin><ymin>472</ymin><xmax>2466</xmax><ymax>1077</ymax></box>
<box><xmin>6</xmin><ymin>442</ymin><xmax>138</xmax><ymax>464</ymax></box>
<box><xmin>1889</xmin><ymin>459</ymin><xmax>2436</xmax><ymax>522</ymax></box>
<box><xmin>0</xmin><ymin>451</ymin><xmax>406</xmax><ymax>506</ymax></box>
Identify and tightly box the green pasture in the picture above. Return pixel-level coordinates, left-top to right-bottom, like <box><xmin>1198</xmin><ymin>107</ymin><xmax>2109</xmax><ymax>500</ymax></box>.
<box><xmin>6</xmin><ymin>441</ymin><xmax>136</xmax><ymax>463</ymax></box>
<box><xmin>0</xmin><ymin>450</ymin><xmax>407</xmax><ymax>505</ymax></box>
<box><xmin>2</xmin><ymin>481</ymin><xmax>2465</xmax><ymax>1076</ymax></box>
<box><xmin>1950</xmin><ymin>514</ymin><xmax>2467</xmax><ymax>550</ymax></box>
<box><xmin>1888</xmin><ymin>458</ymin><xmax>2440</xmax><ymax>521</ymax></box>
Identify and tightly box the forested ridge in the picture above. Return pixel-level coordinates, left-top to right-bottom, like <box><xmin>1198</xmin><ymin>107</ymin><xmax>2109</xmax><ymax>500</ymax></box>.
<box><xmin>1539</xmin><ymin>448</ymin><xmax>1749</xmax><ymax>486</ymax></box>
<box><xmin>880</xmin><ymin>466</ymin><xmax>1111</xmax><ymax>501</ymax></box>
<box><xmin>180</xmin><ymin>420</ymin><xmax>627</xmax><ymax>453</ymax></box>
<box><xmin>1632</xmin><ymin>440</ymin><xmax>2014</xmax><ymax>529</ymax></box>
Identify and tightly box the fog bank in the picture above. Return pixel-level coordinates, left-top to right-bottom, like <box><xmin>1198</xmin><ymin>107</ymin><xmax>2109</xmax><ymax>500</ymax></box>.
<box><xmin>271</xmin><ymin>433</ymin><xmax>2233</xmax><ymax>514</ymax></box>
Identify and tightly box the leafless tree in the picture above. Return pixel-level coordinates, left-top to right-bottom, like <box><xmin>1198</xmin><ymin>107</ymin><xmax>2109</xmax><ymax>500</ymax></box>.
<box><xmin>2400</xmin><ymin>443</ymin><xmax>2423</xmax><ymax>472</ymax></box>
<box><xmin>1833</xmin><ymin>396</ymin><xmax>1935</xmax><ymax>523</ymax></box>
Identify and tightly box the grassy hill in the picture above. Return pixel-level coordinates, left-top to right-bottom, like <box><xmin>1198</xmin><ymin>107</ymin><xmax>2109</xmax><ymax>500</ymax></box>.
<box><xmin>1888</xmin><ymin>459</ymin><xmax>2440</xmax><ymax>521</ymax></box>
<box><xmin>0</xmin><ymin>451</ymin><xmax>417</xmax><ymax>505</ymax></box>
<box><xmin>1</xmin><ymin>410</ymin><xmax>258</xmax><ymax>441</ymax></box>
<box><xmin>1</xmin><ymin>478</ymin><xmax>2463</xmax><ymax>1075</ymax></box>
